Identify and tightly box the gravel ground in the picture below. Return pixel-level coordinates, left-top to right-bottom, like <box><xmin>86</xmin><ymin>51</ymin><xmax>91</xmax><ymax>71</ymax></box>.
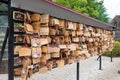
<box><xmin>0</xmin><ymin>56</ymin><xmax>120</xmax><ymax>80</ymax></box>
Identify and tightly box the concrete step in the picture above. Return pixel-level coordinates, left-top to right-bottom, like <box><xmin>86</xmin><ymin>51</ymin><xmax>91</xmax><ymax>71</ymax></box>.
<box><xmin>0</xmin><ymin>43</ymin><xmax>8</xmax><ymax>46</ymax></box>
<box><xmin>0</xmin><ymin>36</ymin><xmax>8</xmax><ymax>58</ymax></box>
<box><xmin>0</xmin><ymin>48</ymin><xmax>8</xmax><ymax>51</ymax></box>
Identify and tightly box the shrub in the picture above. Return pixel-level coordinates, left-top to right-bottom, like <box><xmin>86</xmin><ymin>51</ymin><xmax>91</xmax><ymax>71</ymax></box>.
<box><xmin>103</xmin><ymin>41</ymin><xmax>120</xmax><ymax>57</ymax></box>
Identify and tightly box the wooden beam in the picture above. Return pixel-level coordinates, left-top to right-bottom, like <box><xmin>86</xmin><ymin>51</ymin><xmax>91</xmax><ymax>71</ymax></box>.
<box><xmin>0</xmin><ymin>0</ymin><xmax>8</xmax><ymax>4</ymax></box>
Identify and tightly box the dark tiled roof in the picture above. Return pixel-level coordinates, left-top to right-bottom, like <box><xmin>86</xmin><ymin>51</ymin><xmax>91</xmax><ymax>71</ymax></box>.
<box><xmin>44</xmin><ymin>0</ymin><xmax>113</xmax><ymax>30</ymax></box>
<box><xmin>111</xmin><ymin>15</ymin><xmax>120</xmax><ymax>28</ymax></box>
<box><xmin>11</xmin><ymin>0</ymin><xmax>113</xmax><ymax>30</ymax></box>
<box><xmin>115</xmin><ymin>30</ymin><xmax>120</xmax><ymax>41</ymax></box>
<box><xmin>111</xmin><ymin>15</ymin><xmax>120</xmax><ymax>41</ymax></box>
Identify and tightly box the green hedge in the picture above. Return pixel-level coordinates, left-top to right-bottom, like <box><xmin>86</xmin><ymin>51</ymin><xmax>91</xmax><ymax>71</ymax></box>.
<box><xmin>103</xmin><ymin>41</ymin><xmax>120</xmax><ymax>57</ymax></box>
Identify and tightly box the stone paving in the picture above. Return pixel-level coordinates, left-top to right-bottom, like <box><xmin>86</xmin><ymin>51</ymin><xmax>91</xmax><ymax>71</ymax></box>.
<box><xmin>0</xmin><ymin>56</ymin><xmax>120</xmax><ymax>80</ymax></box>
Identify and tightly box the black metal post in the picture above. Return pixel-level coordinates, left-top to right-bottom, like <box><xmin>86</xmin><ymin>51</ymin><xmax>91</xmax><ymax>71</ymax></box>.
<box><xmin>97</xmin><ymin>56</ymin><xmax>100</xmax><ymax>61</ymax></box>
<box><xmin>8</xmin><ymin>0</ymin><xmax>14</xmax><ymax>80</ymax></box>
<box><xmin>110</xmin><ymin>52</ymin><xmax>113</xmax><ymax>62</ymax></box>
<box><xmin>0</xmin><ymin>27</ymin><xmax>9</xmax><ymax>63</ymax></box>
<box><xmin>99</xmin><ymin>55</ymin><xmax>102</xmax><ymax>70</ymax></box>
<box><xmin>77</xmin><ymin>62</ymin><xmax>79</xmax><ymax>80</ymax></box>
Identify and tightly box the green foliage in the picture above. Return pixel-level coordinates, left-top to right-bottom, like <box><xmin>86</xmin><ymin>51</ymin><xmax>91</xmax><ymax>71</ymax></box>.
<box><xmin>103</xmin><ymin>41</ymin><xmax>120</xmax><ymax>57</ymax></box>
<box><xmin>54</xmin><ymin>0</ymin><xmax>109</xmax><ymax>22</ymax></box>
